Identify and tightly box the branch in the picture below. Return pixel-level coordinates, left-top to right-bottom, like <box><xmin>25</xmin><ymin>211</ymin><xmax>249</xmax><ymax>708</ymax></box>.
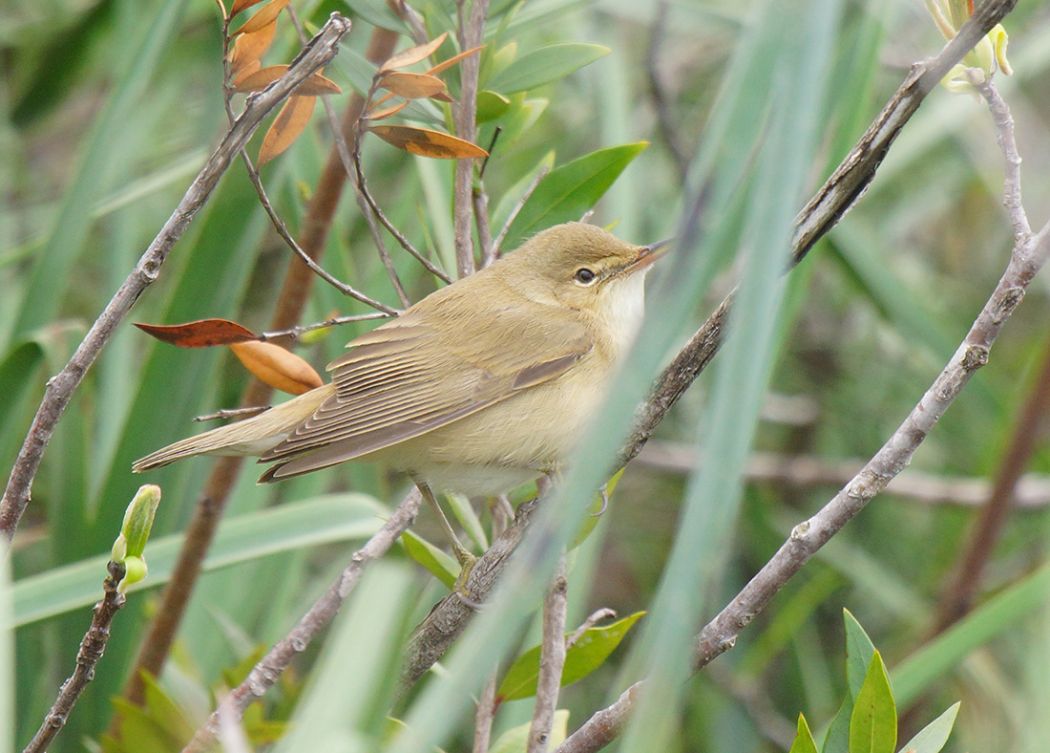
<box><xmin>0</xmin><ymin>13</ymin><xmax>352</xmax><ymax>543</ymax></box>
<box><xmin>22</xmin><ymin>561</ymin><xmax>127</xmax><ymax>753</ymax></box>
<box><xmin>452</xmin><ymin>0</ymin><xmax>490</xmax><ymax>277</ymax></box>
<box><xmin>396</xmin><ymin>0</ymin><xmax>1022</xmax><ymax>699</ymax></box>
<box><xmin>636</xmin><ymin>443</ymin><xmax>1050</xmax><ymax>509</ymax></box>
<box><xmin>646</xmin><ymin>0</ymin><xmax>689</xmax><ymax>182</ymax></box>
<box><xmin>528</xmin><ymin>556</ymin><xmax>569</xmax><ymax>753</ymax></box>
<box><xmin>180</xmin><ymin>491</ymin><xmax>421</xmax><ymax>752</ymax></box>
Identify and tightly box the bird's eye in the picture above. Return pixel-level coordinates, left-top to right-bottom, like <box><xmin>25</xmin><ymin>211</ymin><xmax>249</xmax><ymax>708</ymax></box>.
<box><xmin>574</xmin><ymin>267</ymin><xmax>597</xmax><ymax>285</ymax></box>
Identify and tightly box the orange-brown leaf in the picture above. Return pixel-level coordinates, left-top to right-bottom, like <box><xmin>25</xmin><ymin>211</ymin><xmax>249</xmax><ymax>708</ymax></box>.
<box><xmin>258</xmin><ymin>95</ymin><xmax>317</xmax><ymax>164</ymax></box>
<box><xmin>369</xmin><ymin>125</ymin><xmax>488</xmax><ymax>159</ymax></box>
<box><xmin>232</xmin><ymin>0</ymin><xmax>289</xmax><ymax>35</ymax></box>
<box><xmin>229</xmin><ymin>341</ymin><xmax>323</xmax><ymax>394</ymax></box>
<box><xmin>233</xmin><ymin>65</ymin><xmax>342</xmax><ymax>95</ymax></box>
<box><xmin>379</xmin><ymin>32</ymin><xmax>448</xmax><ymax>72</ymax></box>
<box><xmin>365</xmin><ymin>100</ymin><xmax>409</xmax><ymax>120</ymax></box>
<box><xmin>378</xmin><ymin>71</ymin><xmax>448</xmax><ymax>100</ymax></box>
<box><xmin>134</xmin><ymin>319</ymin><xmax>258</xmax><ymax>348</ymax></box>
<box><xmin>230</xmin><ymin>0</ymin><xmax>267</xmax><ymax>17</ymax></box>
<box><xmin>229</xmin><ymin>19</ymin><xmax>277</xmax><ymax>80</ymax></box>
<box><xmin>427</xmin><ymin>45</ymin><xmax>485</xmax><ymax>76</ymax></box>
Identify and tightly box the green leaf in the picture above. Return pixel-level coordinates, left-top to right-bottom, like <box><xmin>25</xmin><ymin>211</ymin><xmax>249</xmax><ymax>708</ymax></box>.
<box><xmin>340</xmin><ymin>0</ymin><xmax>406</xmax><ymax>31</ymax></box>
<box><xmin>400</xmin><ymin>530</ymin><xmax>459</xmax><ymax>589</ymax></box>
<box><xmin>445</xmin><ymin>493</ymin><xmax>487</xmax><ymax>551</ymax></box>
<box><xmin>489</xmin><ymin>709</ymin><xmax>569</xmax><ymax>753</ymax></box>
<box><xmin>477</xmin><ymin>90</ymin><xmax>512</xmax><ymax>122</ymax></box>
<box><xmin>897</xmin><ymin>702</ymin><xmax>959</xmax><ymax>753</ymax></box>
<box><xmin>13</xmin><ymin>494</ymin><xmax>384</xmax><ymax>626</ymax></box>
<box><xmin>822</xmin><ymin>695</ymin><xmax>852</xmax><ymax>753</ymax></box>
<box><xmin>790</xmin><ymin>714</ymin><xmax>820</xmax><ymax>753</ymax></box>
<box><xmin>488</xmin><ymin>43</ymin><xmax>609</xmax><ymax>94</ymax></box>
<box><xmin>844</xmin><ymin>608</ymin><xmax>877</xmax><ymax>700</ymax></box>
<box><xmin>501</xmin><ymin>142</ymin><xmax>647</xmax><ymax>250</ymax></box>
<box><xmin>496</xmin><ymin>611</ymin><xmax>644</xmax><ymax>701</ymax></box>
<box><xmin>849</xmin><ymin>651</ymin><xmax>896</xmax><ymax>753</ymax></box>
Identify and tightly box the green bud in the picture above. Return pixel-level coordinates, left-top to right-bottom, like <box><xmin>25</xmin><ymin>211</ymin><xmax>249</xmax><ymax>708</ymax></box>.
<box><xmin>120</xmin><ymin>556</ymin><xmax>149</xmax><ymax>593</ymax></box>
<box><xmin>119</xmin><ymin>484</ymin><xmax>161</xmax><ymax>559</ymax></box>
<box><xmin>925</xmin><ymin>0</ymin><xmax>1013</xmax><ymax>93</ymax></box>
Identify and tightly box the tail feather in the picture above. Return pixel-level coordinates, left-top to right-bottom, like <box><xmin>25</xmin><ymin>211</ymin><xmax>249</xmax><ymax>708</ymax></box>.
<box><xmin>132</xmin><ymin>384</ymin><xmax>335</xmax><ymax>472</ymax></box>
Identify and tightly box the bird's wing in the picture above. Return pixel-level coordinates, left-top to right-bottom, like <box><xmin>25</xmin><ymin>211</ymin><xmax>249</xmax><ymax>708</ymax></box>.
<box><xmin>258</xmin><ymin>301</ymin><xmax>592</xmax><ymax>479</ymax></box>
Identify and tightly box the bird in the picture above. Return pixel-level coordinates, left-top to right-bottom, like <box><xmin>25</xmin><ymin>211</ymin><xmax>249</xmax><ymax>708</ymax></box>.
<box><xmin>133</xmin><ymin>222</ymin><xmax>666</xmax><ymax>559</ymax></box>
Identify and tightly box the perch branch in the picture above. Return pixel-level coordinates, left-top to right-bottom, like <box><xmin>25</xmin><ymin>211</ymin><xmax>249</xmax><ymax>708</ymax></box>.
<box><xmin>528</xmin><ymin>555</ymin><xmax>569</xmax><ymax>753</ymax></box>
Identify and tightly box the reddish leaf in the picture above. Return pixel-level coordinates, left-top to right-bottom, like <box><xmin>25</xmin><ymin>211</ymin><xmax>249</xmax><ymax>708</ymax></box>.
<box><xmin>378</xmin><ymin>71</ymin><xmax>448</xmax><ymax>100</ymax></box>
<box><xmin>379</xmin><ymin>32</ymin><xmax>448</xmax><ymax>72</ymax></box>
<box><xmin>369</xmin><ymin>125</ymin><xmax>488</xmax><ymax>159</ymax></box>
<box><xmin>134</xmin><ymin>319</ymin><xmax>258</xmax><ymax>348</ymax></box>
<box><xmin>258</xmin><ymin>94</ymin><xmax>317</xmax><ymax>164</ymax></box>
<box><xmin>229</xmin><ymin>0</ymin><xmax>267</xmax><ymax>17</ymax></box>
<box><xmin>229</xmin><ymin>19</ymin><xmax>277</xmax><ymax>81</ymax></box>
<box><xmin>427</xmin><ymin>45</ymin><xmax>485</xmax><ymax>76</ymax></box>
<box><xmin>233</xmin><ymin>65</ymin><xmax>342</xmax><ymax>95</ymax></box>
<box><xmin>229</xmin><ymin>341</ymin><xmax>323</xmax><ymax>395</ymax></box>
<box><xmin>232</xmin><ymin>0</ymin><xmax>289</xmax><ymax>36</ymax></box>
<box><xmin>365</xmin><ymin>100</ymin><xmax>409</xmax><ymax>121</ymax></box>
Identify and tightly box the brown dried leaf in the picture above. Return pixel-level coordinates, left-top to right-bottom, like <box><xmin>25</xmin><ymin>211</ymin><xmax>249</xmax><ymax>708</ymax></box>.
<box><xmin>134</xmin><ymin>319</ymin><xmax>258</xmax><ymax>348</ymax></box>
<box><xmin>365</xmin><ymin>100</ymin><xmax>409</xmax><ymax>121</ymax></box>
<box><xmin>379</xmin><ymin>32</ymin><xmax>448</xmax><ymax>72</ymax></box>
<box><xmin>258</xmin><ymin>95</ymin><xmax>317</xmax><ymax>164</ymax></box>
<box><xmin>229</xmin><ymin>19</ymin><xmax>277</xmax><ymax>81</ymax></box>
<box><xmin>232</xmin><ymin>0</ymin><xmax>289</xmax><ymax>35</ymax></box>
<box><xmin>229</xmin><ymin>341</ymin><xmax>323</xmax><ymax>395</ymax></box>
<box><xmin>427</xmin><ymin>45</ymin><xmax>485</xmax><ymax>76</ymax></box>
<box><xmin>369</xmin><ymin>125</ymin><xmax>488</xmax><ymax>159</ymax></box>
<box><xmin>378</xmin><ymin>71</ymin><xmax>448</xmax><ymax>100</ymax></box>
<box><xmin>233</xmin><ymin>65</ymin><xmax>342</xmax><ymax>95</ymax></box>
<box><xmin>229</xmin><ymin>0</ymin><xmax>267</xmax><ymax>17</ymax></box>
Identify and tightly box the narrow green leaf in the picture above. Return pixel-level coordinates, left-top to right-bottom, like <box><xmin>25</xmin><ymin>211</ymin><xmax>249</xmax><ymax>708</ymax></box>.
<box><xmin>897</xmin><ymin>702</ymin><xmax>960</xmax><ymax>753</ymax></box>
<box><xmin>13</xmin><ymin>495</ymin><xmax>384</xmax><ymax>626</ymax></box>
<box><xmin>849</xmin><ymin>651</ymin><xmax>897</xmax><ymax>753</ymax></box>
<box><xmin>570</xmin><ymin>467</ymin><xmax>624</xmax><ymax>549</ymax></box>
<box><xmin>790</xmin><ymin>714</ymin><xmax>820</xmax><ymax>753</ymax></box>
<box><xmin>844</xmin><ymin>608</ymin><xmax>877</xmax><ymax>700</ymax></box>
<box><xmin>501</xmin><ymin>142</ymin><xmax>647</xmax><ymax>250</ymax></box>
<box><xmin>400</xmin><ymin>530</ymin><xmax>459</xmax><ymax>589</ymax></box>
<box><xmin>477</xmin><ymin>90</ymin><xmax>512</xmax><ymax>122</ymax></box>
<box><xmin>340</xmin><ymin>0</ymin><xmax>407</xmax><ymax>31</ymax></box>
<box><xmin>822</xmin><ymin>695</ymin><xmax>852</xmax><ymax>753</ymax></box>
<box><xmin>489</xmin><ymin>709</ymin><xmax>568</xmax><ymax>753</ymax></box>
<box><xmin>496</xmin><ymin>611</ymin><xmax>644</xmax><ymax>701</ymax></box>
<box><xmin>488</xmin><ymin>43</ymin><xmax>609</xmax><ymax>94</ymax></box>
<box><xmin>445</xmin><ymin>493</ymin><xmax>487</xmax><ymax>551</ymax></box>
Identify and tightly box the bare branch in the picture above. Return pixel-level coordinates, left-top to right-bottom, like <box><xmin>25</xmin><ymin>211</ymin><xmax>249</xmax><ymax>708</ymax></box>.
<box><xmin>22</xmin><ymin>561</ymin><xmax>127</xmax><ymax>753</ymax></box>
<box><xmin>257</xmin><ymin>311</ymin><xmax>394</xmax><ymax>342</ymax></box>
<box><xmin>490</xmin><ymin>165</ymin><xmax>549</xmax><ymax>262</ymax></box>
<box><xmin>472</xmin><ymin>673</ymin><xmax>499</xmax><ymax>753</ymax></box>
<box><xmin>0</xmin><ymin>14</ymin><xmax>353</xmax><ymax>543</ymax></box>
<box><xmin>566</xmin><ymin>608</ymin><xmax>617</xmax><ymax>650</ymax></box>
<box><xmin>528</xmin><ymin>556</ymin><xmax>569</xmax><ymax>753</ymax></box>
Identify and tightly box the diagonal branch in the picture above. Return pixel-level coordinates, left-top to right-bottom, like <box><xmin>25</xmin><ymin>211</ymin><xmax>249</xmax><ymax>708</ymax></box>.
<box><xmin>0</xmin><ymin>13</ymin><xmax>353</xmax><ymax>543</ymax></box>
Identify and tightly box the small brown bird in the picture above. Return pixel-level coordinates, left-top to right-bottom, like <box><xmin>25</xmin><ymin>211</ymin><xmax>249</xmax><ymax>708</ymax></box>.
<box><xmin>133</xmin><ymin>222</ymin><xmax>665</xmax><ymax>499</ymax></box>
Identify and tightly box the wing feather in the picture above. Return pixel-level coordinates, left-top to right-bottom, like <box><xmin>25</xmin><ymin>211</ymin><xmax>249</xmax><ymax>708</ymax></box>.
<box><xmin>259</xmin><ymin>300</ymin><xmax>591</xmax><ymax>475</ymax></box>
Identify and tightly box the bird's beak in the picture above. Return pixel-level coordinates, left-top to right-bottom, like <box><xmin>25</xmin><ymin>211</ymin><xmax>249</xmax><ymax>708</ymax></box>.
<box><xmin>624</xmin><ymin>238</ymin><xmax>673</xmax><ymax>275</ymax></box>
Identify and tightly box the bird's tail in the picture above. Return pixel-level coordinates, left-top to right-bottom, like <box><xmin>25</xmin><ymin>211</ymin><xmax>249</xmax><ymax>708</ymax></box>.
<box><xmin>132</xmin><ymin>384</ymin><xmax>335</xmax><ymax>472</ymax></box>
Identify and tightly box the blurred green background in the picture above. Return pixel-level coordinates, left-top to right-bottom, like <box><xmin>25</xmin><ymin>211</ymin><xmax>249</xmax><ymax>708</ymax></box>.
<box><xmin>3</xmin><ymin>0</ymin><xmax>1050</xmax><ymax>751</ymax></box>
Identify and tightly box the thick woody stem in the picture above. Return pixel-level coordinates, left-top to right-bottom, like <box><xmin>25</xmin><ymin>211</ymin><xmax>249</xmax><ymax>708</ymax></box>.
<box><xmin>0</xmin><ymin>15</ymin><xmax>352</xmax><ymax>543</ymax></box>
<box><xmin>453</xmin><ymin>0</ymin><xmax>489</xmax><ymax>277</ymax></box>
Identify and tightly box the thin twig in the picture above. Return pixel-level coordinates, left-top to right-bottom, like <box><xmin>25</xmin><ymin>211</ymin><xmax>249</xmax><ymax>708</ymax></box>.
<box><xmin>452</xmin><ymin>0</ymin><xmax>490</xmax><ymax>277</ymax></box>
<box><xmin>566</xmin><ymin>609</ymin><xmax>617</xmax><ymax>650</ymax></box>
<box><xmin>22</xmin><ymin>561</ymin><xmax>127</xmax><ymax>753</ymax></box>
<box><xmin>528</xmin><ymin>555</ymin><xmax>569</xmax><ymax>753</ymax></box>
<box><xmin>636</xmin><ymin>443</ymin><xmax>1050</xmax><ymax>509</ymax></box>
<box><xmin>288</xmin><ymin>6</ymin><xmax>413</xmax><ymax>307</ymax></box>
<box><xmin>489</xmin><ymin>165</ymin><xmax>549</xmax><ymax>261</ymax></box>
<box><xmin>0</xmin><ymin>14</ymin><xmax>352</xmax><ymax>543</ymax></box>
<box><xmin>257</xmin><ymin>310</ymin><xmax>393</xmax><ymax>342</ymax></box>
<box><xmin>180</xmin><ymin>491</ymin><xmax>422</xmax><ymax>752</ymax></box>
<box><xmin>472</xmin><ymin>673</ymin><xmax>499</xmax><ymax>753</ymax></box>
